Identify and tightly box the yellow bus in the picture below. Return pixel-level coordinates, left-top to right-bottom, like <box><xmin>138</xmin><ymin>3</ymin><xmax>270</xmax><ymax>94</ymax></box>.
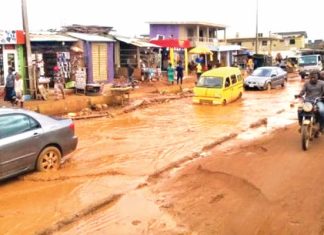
<box><xmin>193</xmin><ymin>67</ymin><xmax>243</xmax><ymax>105</ymax></box>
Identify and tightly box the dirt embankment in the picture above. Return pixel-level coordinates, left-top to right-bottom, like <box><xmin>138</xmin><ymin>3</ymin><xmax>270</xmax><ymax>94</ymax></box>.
<box><xmin>151</xmin><ymin>124</ymin><xmax>324</xmax><ymax>234</ymax></box>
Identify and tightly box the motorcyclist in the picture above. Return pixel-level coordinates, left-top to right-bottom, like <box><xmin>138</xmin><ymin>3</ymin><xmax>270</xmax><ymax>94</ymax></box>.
<box><xmin>296</xmin><ymin>70</ymin><xmax>324</xmax><ymax>133</ymax></box>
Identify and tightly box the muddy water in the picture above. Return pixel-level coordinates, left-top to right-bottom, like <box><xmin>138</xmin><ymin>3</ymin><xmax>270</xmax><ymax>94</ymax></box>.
<box><xmin>72</xmin><ymin>80</ymin><xmax>301</xmax><ymax>176</ymax></box>
<box><xmin>0</xmin><ymin>76</ymin><xmax>303</xmax><ymax>234</ymax></box>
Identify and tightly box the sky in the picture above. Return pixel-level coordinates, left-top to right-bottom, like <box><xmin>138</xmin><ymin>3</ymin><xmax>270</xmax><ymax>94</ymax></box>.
<box><xmin>1</xmin><ymin>0</ymin><xmax>323</xmax><ymax>41</ymax></box>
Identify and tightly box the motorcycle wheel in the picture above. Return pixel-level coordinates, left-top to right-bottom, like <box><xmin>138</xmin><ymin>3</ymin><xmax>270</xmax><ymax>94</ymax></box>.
<box><xmin>301</xmin><ymin>125</ymin><xmax>310</xmax><ymax>151</ymax></box>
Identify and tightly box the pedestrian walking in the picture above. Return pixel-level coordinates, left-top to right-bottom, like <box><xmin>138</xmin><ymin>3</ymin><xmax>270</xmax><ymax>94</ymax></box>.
<box><xmin>4</xmin><ymin>67</ymin><xmax>16</xmax><ymax>105</ymax></box>
<box><xmin>196</xmin><ymin>62</ymin><xmax>202</xmax><ymax>82</ymax></box>
<box><xmin>246</xmin><ymin>57</ymin><xmax>254</xmax><ymax>74</ymax></box>
<box><xmin>167</xmin><ymin>63</ymin><xmax>174</xmax><ymax>85</ymax></box>
<box><xmin>176</xmin><ymin>61</ymin><xmax>184</xmax><ymax>85</ymax></box>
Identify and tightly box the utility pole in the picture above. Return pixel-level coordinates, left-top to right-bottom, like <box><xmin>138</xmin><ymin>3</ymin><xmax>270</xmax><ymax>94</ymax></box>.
<box><xmin>21</xmin><ymin>0</ymin><xmax>35</xmax><ymax>97</ymax></box>
<box><xmin>255</xmin><ymin>0</ymin><xmax>259</xmax><ymax>54</ymax></box>
<box><xmin>269</xmin><ymin>31</ymin><xmax>272</xmax><ymax>55</ymax></box>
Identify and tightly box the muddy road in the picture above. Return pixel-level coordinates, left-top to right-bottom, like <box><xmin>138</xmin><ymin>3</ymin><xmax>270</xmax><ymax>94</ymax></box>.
<box><xmin>1</xmin><ymin>75</ymin><xmax>319</xmax><ymax>235</ymax></box>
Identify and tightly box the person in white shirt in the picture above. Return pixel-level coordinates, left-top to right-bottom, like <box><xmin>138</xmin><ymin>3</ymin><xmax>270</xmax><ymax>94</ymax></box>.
<box><xmin>14</xmin><ymin>72</ymin><xmax>24</xmax><ymax>108</ymax></box>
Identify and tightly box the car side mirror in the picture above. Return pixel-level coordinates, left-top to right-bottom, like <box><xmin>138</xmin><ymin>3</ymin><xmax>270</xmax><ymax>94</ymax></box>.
<box><xmin>271</xmin><ymin>74</ymin><xmax>276</xmax><ymax>77</ymax></box>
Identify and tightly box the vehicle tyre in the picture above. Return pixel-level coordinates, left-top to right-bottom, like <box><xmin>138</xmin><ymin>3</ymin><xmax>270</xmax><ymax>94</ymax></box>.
<box><xmin>301</xmin><ymin>74</ymin><xmax>305</xmax><ymax>80</ymax></box>
<box><xmin>222</xmin><ymin>99</ymin><xmax>227</xmax><ymax>105</ymax></box>
<box><xmin>281</xmin><ymin>81</ymin><xmax>285</xmax><ymax>88</ymax></box>
<box><xmin>301</xmin><ymin>125</ymin><xmax>310</xmax><ymax>151</ymax></box>
<box><xmin>36</xmin><ymin>146</ymin><xmax>62</xmax><ymax>171</ymax></box>
<box><xmin>265</xmin><ymin>82</ymin><xmax>271</xmax><ymax>91</ymax></box>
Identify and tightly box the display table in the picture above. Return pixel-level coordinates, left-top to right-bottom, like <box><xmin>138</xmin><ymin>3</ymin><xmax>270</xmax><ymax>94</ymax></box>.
<box><xmin>85</xmin><ymin>83</ymin><xmax>101</xmax><ymax>96</ymax></box>
<box><xmin>37</xmin><ymin>78</ymin><xmax>51</xmax><ymax>100</ymax></box>
<box><xmin>110</xmin><ymin>87</ymin><xmax>132</xmax><ymax>105</ymax></box>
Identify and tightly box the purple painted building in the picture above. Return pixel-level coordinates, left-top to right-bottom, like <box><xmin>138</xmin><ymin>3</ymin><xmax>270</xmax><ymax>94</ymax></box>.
<box><xmin>150</xmin><ymin>24</ymin><xmax>180</xmax><ymax>39</ymax></box>
<box><xmin>148</xmin><ymin>21</ymin><xmax>242</xmax><ymax>67</ymax></box>
<box><xmin>67</xmin><ymin>32</ymin><xmax>115</xmax><ymax>83</ymax></box>
<box><xmin>148</xmin><ymin>21</ymin><xmax>226</xmax><ymax>46</ymax></box>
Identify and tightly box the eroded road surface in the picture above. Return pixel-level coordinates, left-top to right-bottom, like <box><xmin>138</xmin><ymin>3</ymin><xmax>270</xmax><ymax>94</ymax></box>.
<box><xmin>2</xmin><ymin>75</ymin><xmax>321</xmax><ymax>235</ymax></box>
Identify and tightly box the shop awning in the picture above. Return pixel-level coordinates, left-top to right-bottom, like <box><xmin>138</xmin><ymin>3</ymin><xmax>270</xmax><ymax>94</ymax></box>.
<box><xmin>150</xmin><ymin>38</ymin><xmax>191</xmax><ymax>48</ymax></box>
<box><xmin>189</xmin><ymin>46</ymin><xmax>213</xmax><ymax>55</ymax></box>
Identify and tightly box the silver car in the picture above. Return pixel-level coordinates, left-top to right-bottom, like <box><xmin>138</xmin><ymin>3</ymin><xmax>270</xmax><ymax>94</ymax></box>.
<box><xmin>0</xmin><ymin>108</ymin><xmax>78</xmax><ymax>180</ymax></box>
<box><xmin>244</xmin><ymin>66</ymin><xmax>287</xmax><ymax>90</ymax></box>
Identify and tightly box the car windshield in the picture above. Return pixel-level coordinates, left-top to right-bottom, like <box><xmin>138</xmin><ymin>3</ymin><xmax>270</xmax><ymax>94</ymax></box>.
<box><xmin>251</xmin><ymin>68</ymin><xmax>272</xmax><ymax>77</ymax></box>
<box><xmin>197</xmin><ymin>76</ymin><xmax>223</xmax><ymax>88</ymax></box>
<box><xmin>299</xmin><ymin>56</ymin><xmax>317</xmax><ymax>66</ymax></box>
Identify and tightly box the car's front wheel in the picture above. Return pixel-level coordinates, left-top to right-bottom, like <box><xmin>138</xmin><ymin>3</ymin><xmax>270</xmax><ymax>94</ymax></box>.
<box><xmin>222</xmin><ymin>99</ymin><xmax>227</xmax><ymax>105</ymax></box>
<box><xmin>281</xmin><ymin>81</ymin><xmax>285</xmax><ymax>87</ymax></box>
<box><xmin>264</xmin><ymin>82</ymin><xmax>271</xmax><ymax>91</ymax></box>
<box><xmin>36</xmin><ymin>146</ymin><xmax>62</xmax><ymax>171</ymax></box>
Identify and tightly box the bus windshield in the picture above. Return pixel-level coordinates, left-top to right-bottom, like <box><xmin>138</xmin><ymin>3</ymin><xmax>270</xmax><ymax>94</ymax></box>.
<box><xmin>197</xmin><ymin>77</ymin><xmax>223</xmax><ymax>88</ymax></box>
<box><xmin>299</xmin><ymin>55</ymin><xmax>318</xmax><ymax>66</ymax></box>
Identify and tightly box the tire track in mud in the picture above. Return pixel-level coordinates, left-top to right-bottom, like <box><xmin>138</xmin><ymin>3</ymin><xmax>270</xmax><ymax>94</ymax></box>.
<box><xmin>37</xmin><ymin>194</ymin><xmax>123</xmax><ymax>235</ymax></box>
<box><xmin>37</xmin><ymin>116</ymin><xmax>271</xmax><ymax>234</ymax></box>
<box><xmin>22</xmin><ymin>169</ymin><xmax>126</xmax><ymax>182</ymax></box>
<box><xmin>148</xmin><ymin>117</ymin><xmax>269</xmax><ymax>180</ymax></box>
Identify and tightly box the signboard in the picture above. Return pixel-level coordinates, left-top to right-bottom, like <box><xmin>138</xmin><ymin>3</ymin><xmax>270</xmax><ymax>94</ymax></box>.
<box><xmin>0</xmin><ymin>30</ymin><xmax>17</xmax><ymax>44</ymax></box>
<box><xmin>75</xmin><ymin>67</ymin><xmax>87</xmax><ymax>90</ymax></box>
<box><xmin>0</xmin><ymin>30</ymin><xmax>25</xmax><ymax>45</ymax></box>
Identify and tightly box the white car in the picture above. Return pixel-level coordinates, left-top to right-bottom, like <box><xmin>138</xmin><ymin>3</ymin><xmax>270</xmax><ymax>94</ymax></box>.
<box><xmin>244</xmin><ymin>66</ymin><xmax>287</xmax><ymax>90</ymax></box>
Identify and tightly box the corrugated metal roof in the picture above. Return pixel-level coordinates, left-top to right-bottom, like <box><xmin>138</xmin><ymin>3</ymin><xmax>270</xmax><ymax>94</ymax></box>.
<box><xmin>115</xmin><ymin>36</ymin><xmax>160</xmax><ymax>48</ymax></box>
<box><xmin>30</xmin><ymin>33</ymin><xmax>78</xmax><ymax>42</ymax></box>
<box><xmin>67</xmin><ymin>32</ymin><xmax>115</xmax><ymax>42</ymax></box>
<box><xmin>132</xmin><ymin>40</ymin><xmax>160</xmax><ymax>48</ymax></box>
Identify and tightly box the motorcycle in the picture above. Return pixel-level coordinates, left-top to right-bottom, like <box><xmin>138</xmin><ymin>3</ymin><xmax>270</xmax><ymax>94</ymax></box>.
<box><xmin>295</xmin><ymin>96</ymin><xmax>322</xmax><ymax>151</ymax></box>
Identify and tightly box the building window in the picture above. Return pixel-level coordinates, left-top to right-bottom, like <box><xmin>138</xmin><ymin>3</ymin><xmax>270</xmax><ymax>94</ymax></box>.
<box><xmin>199</xmin><ymin>30</ymin><xmax>204</xmax><ymax>41</ymax></box>
<box><xmin>262</xmin><ymin>40</ymin><xmax>267</xmax><ymax>46</ymax></box>
<box><xmin>289</xmin><ymin>39</ymin><xmax>295</xmax><ymax>45</ymax></box>
<box><xmin>187</xmin><ymin>28</ymin><xmax>194</xmax><ymax>37</ymax></box>
<box><xmin>237</xmin><ymin>42</ymin><xmax>242</xmax><ymax>46</ymax></box>
<box><xmin>252</xmin><ymin>42</ymin><xmax>255</xmax><ymax>46</ymax></box>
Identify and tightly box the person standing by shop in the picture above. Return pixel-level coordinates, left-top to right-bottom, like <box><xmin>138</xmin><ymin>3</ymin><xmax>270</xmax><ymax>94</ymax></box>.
<box><xmin>4</xmin><ymin>67</ymin><xmax>16</xmax><ymax>105</ymax></box>
<box><xmin>176</xmin><ymin>61</ymin><xmax>184</xmax><ymax>85</ymax></box>
<box><xmin>127</xmin><ymin>63</ymin><xmax>135</xmax><ymax>87</ymax></box>
<box><xmin>14</xmin><ymin>72</ymin><xmax>24</xmax><ymax>108</ymax></box>
<box><xmin>247</xmin><ymin>57</ymin><xmax>254</xmax><ymax>75</ymax></box>
<box><xmin>53</xmin><ymin>66</ymin><xmax>65</xmax><ymax>100</ymax></box>
<box><xmin>196</xmin><ymin>62</ymin><xmax>202</xmax><ymax>82</ymax></box>
<box><xmin>167</xmin><ymin>63</ymin><xmax>174</xmax><ymax>85</ymax></box>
